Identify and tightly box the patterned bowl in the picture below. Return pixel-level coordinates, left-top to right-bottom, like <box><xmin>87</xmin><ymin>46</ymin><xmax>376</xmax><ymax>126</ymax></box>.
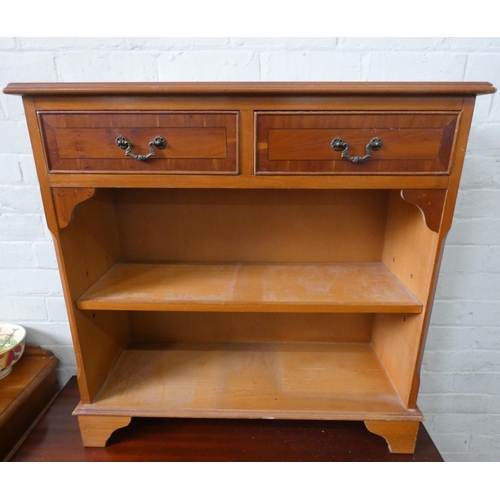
<box><xmin>0</xmin><ymin>324</ymin><xmax>26</xmax><ymax>380</ymax></box>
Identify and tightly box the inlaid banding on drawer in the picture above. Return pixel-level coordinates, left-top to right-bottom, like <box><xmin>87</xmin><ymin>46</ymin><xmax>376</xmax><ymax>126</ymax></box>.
<box><xmin>40</xmin><ymin>112</ymin><xmax>238</xmax><ymax>174</ymax></box>
<box><xmin>256</xmin><ymin>112</ymin><xmax>458</xmax><ymax>175</ymax></box>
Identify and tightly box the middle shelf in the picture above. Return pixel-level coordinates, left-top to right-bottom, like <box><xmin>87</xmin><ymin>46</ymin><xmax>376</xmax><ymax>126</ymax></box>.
<box><xmin>76</xmin><ymin>262</ymin><xmax>422</xmax><ymax>313</ymax></box>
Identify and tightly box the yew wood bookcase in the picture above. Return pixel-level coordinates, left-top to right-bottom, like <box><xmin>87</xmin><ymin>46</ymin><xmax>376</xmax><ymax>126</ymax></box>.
<box><xmin>4</xmin><ymin>82</ymin><xmax>495</xmax><ymax>453</ymax></box>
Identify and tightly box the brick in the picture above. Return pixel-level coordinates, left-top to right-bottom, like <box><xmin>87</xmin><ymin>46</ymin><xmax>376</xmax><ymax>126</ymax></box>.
<box><xmin>455</xmin><ymin>189</ymin><xmax>500</xmax><ymax>219</ymax></box>
<box><xmin>469</xmin><ymin>94</ymin><xmax>494</xmax><ymax>123</ymax></box>
<box><xmin>366</xmin><ymin>52</ymin><xmax>467</xmax><ymax>81</ymax></box>
<box><xmin>419</xmin><ymin>371</ymin><xmax>448</xmax><ymax>394</ymax></box>
<box><xmin>430</xmin><ymin>300</ymin><xmax>500</xmax><ymax>326</ymax></box>
<box><xmin>470</xmin><ymin>435</ymin><xmax>500</xmax><ymax>453</ymax></box>
<box><xmin>21</xmin><ymin>321</ymin><xmax>71</xmax><ymax>345</ymax></box>
<box><xmin>55</xmin><ymin>367</ymin><xmax>75</xmax><ymax>388</ymax></box>
<box><xmin>444</xmin><ymin>38</ymin><xmax>500</xmax><ymax>50</ymax></box>
<box><xmin>33</xmin><ymin>242</ymin><xmax>58</xmax><ymax>269</ymax></box>
<box><xmin>18</xmin><ymin>155</ymin><xmax>40</xmax><ymax>185</ymax></box>
<box><xmin>230</xmin><ymin>38</ymin><xmax>337</xmax><ymax>50</ymax></box>
<box><xmin>446</xmin><ymin>218</ymin><xmax>500</xmax><ymax>245</ymax></box>
<box><xmin>418</xmin><ymin>394</ymin><xmax>491</xmax><ymax>414</ymax></box>
<box><xmin>0</xmin><ymin>242</ymin><xmax>35</xmax><ymax>268</ymax></box>
<box><xmin>448</xmin><ymin>373</ymin><xmax>500</xmax><ymax>395</ymax></box>
<box><xmin>1</xmin><ymin>186</ymin><xmax>43</xmax><ymax>214</ymax></box>
<box><xmin>261</xmin><ymin>51</ymin><xmax>363</xmax><ymax>81</ymax></box>
<box><xmin>56</xmin><ymin>52</ymin><xmax>158</xmax><ymax>82</ymax></box>
<box><xmin>339</xmin><ymin>37</ymin><xmax>446</xmax><ymax>51</ymax></box>
<box><xmin>488</xmin><ymin>94</ymin><xmax>500</xmax><ymax>123</ymax></box>
<box><xmin>436</xmin><ymin>273</ymin><xmax>500</xmax><ymax>301</ymax></box>
<box><xmin>425</xmin><ymin>326</ymin><xmax>500</xmax><ymax>351</ymax></box>
<box><xmin>423</xmin><ymin>350</ymin><xmax>500</xmax><ymax>373</ymax></box>
<box><xmin>158</xmin><ymin>51</ymin><xmax>260</xmax><ymax>81</ymax></box>
<box><xmin>129</xmin><ymin>38</ymin><xmax>230</xmax><ymax>50</ymax></box>
<box><xmin>465</xmin><ymin>53</ymin><xmax>500</xmax><ymax>88</ymax></box>
<box><xmin>460</xmin><ymin>156</ymin><xmax>500</xmax><ymax>189</ymax></box>
<box><xmin>0</xmin><ymin>120</ymin><xmax>32</xmax><ymax>154</ymax></box>
<box><xmin>0</xmin><ymin>38</ymin><xmax>16</xmax><ymax>50</ymax></box>
<box><xmin>0</xmin><ymin>154</ymin><xmax>22</xmax><ymax>184</ymax></box>
<box><xmin>0</xmin><ymin>214</ymin><xmax>45</xmax><ymax>241</ymax></box>
<box><xmin>426</xmin><ymin>433</ymin><xmax>471</xmax><ymax>453</ymax></box>
<box><xmin>18</xmin><ymin>37</ymin><xmax>129</xmax><ymax>50</ymax></box>
<box><xmin>0</xmin><ymin>269</ymin><xmax>63</xmax><ymax>295</ymax></box>
<box><xmin>41</xmin><ymin>344</ymin><xmax>76</xmax><ymax>367</ymax></box>
<box><xmin>45</xmin><ymin>297</ymin><xmax>69</xmax><ymax>322</ymax></box>
<box><xmin>441</xmin><ymin>452</ymin><xmax>496</xmax><ymax>462</ymax></box>
<box><xmin>439</xmin><ymin>245</ymin><xmax>487</xmax><ymax>274</ymax></box>
<box><xmin>489</xmin><ymin>397</ymin><xmax>500</xmax><ymax>413</ymax></box>
<box><xmin>484</xmin><ymin>246</ymin><xmax>500</xmax><ymax>273</ymax></box>
<box><xmin>467</xmin><ymin>123</ymin><xmax>500</xmax><ymax>157</ymax></box>
<box><xmin>0</xmin><ymin>94</ymin><xmax>24</xmax><ymax>124</ymax></box>
<box><xmin>425</xmin><ymin>413</ymin><xmax>500</xmax><ymax>435</ymax></box>
<box><xmin>0</xmin><ymin>52</ymin><xmax>57</xmax><ymax>121</ymax></box>
<box><xmin>0</xmin><ymin>296</ymin><xmax>47</xmax><ymax>321</ymax></box>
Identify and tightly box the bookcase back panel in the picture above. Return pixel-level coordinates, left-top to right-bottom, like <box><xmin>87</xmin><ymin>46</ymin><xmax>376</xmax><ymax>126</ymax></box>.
<box><xmin>129</xmin><ymin>311</ymin><xmax>373</xmax><ymax>344</ymax></box>
<box><xmin>113</xmin><ymin>189</ymin><xmax>389</xmax><ymax>263</ymax></box>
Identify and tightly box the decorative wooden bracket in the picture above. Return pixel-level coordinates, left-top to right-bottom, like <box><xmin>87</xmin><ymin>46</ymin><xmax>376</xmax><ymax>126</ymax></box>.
<box><xmin>401</xmin><ymin>189</ymin><xmax>447</xmax><ymax>233</ymax></box>
<box><xmin>77</xmin><ymin>415</ymin><xmax>132</xmax><ymax>447</ymax></box>
<box><xmin>365</xmin><ymin>420</ymin><xmax>420</xmax><ymax>454</ymax></box>
<box><xmin>51</xmin><ymin>187</ymin><xmax>96</xmax><ymax>229</ymax></box>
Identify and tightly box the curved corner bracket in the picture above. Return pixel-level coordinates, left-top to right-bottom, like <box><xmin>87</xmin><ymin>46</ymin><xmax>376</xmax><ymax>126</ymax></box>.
<box><xmin>365</xmin><ymin>420</ymin><xmax>420</xmax><ymax>454</ymax></box>
<box><xmin>400</xmin><ymin>189</ymin><xmax>447</xmax><ymax>233</ymax></box>
<box><xmin>51</xmin><ymin>187</ymin><xmax>96</xmax><ymax>229</ymax></box>
<box><xmin>77</xmin><ymin>415</ymin><xmax>132</xmax><ymax>447</ymax></box>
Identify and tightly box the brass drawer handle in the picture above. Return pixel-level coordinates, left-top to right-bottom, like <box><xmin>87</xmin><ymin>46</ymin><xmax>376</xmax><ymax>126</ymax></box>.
<box><xmin>331</xmin><ymin>137</ymin><xmax>383</xmax><ymax>164</ymax></box>
<box><xmin>115</xmin><ymin>135</ymin><xmax>167</xmax><ymax>161</ymax></box>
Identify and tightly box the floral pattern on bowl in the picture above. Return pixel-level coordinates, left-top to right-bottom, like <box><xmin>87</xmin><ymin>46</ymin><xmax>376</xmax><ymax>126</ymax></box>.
<box><xmin>0</xmin><ymin>325</ymin><xmax>26</xmax><ymax>380</ymax></box>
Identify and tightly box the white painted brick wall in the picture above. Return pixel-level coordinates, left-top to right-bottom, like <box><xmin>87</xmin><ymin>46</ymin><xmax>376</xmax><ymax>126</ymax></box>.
<box><xmin>0</xmin><ymin>37</ymin><xmax>499</xmax><ymax>461</ymax></box>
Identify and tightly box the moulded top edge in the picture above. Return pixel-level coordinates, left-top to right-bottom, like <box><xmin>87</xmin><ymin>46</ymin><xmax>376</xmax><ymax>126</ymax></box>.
<box><xmin>2</xmin><ymin>82</ymin><xmax>497</xmax><ymax>96</ymax></box>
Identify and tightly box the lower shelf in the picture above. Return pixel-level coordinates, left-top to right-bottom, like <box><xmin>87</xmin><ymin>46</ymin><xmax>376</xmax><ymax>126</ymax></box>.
<box><xmin>74</xmin><ymin>342</ymin><xmax>422</xmax><ymax>422</ymax></box>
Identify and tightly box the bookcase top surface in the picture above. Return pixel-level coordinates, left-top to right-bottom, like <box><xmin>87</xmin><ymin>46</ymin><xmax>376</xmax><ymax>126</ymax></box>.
<box><xmin>3</xmin><ymin>81</ymin><xmax>496</xmax><ymax>96</ymax></box>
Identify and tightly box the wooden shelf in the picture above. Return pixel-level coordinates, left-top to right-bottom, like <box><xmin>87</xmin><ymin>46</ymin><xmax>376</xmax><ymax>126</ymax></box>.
<box><xmin>76</xmin><ymin>262</ymin><xmax>422</xmax><ymax>314</ymax></box>
<box><xmin>74</xmin><ymin>342</ymin><xmax>422</xmax><ymax>421</ymax></box>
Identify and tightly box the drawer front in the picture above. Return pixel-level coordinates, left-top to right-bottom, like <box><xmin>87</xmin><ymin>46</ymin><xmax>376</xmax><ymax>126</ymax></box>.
<box><xmin>40</xmin><ymin>112</ymin><xmax>238</xmax><ymax>174</ymax></box>
<box><xmin>255</xmin><ymin>112</ymin><xmax>458</xmax><ymax>175</ymax></box>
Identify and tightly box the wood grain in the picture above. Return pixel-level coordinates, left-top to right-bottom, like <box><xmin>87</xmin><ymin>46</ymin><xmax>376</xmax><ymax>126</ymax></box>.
<box><xmin>78</xmin><ymin>415</ymin><xmax>131</xmax><ymax>447</ymax></box>
<box><xmin>51</xmin><ymin>187</ymin><xmax>96</xmax><ymax>229</ymax></box>
<box><xmin>74</xmin><ymin>343</ymin><xmax>423</xmax><ymax>421</ymax></box>
<box><xmin>4</xmin><ymin>81</ymin><xmax>496</xmax><ymax>95</ymax></box>
<box><xmin>128</xmin><ymin>311</ymin><xmax>373</xmax><ymax>344</ymax></box>
<box><xmin>256</xmin><ymin>112</ymin><xmax>458</xmax><ymax>174</ymax></box>
<box><xmin>76</xmin><ymin>262</ymin><xmax>422</xmax><ymax>313</ymax></box>
<box><xmin>365</xmin><ymin>420</ymin><xmax>420</xmax><ymax>454</ymax></box>
<box><xmin>40</xmin><ymin>112</ymin><xmax>238</xmax><ymax>174</ymax></box>
<box><xmin>0</xmin><ymin>346</ymin><xmax>59</xmax><ymax>460</ymax></box>
<box><xmin>401</xmin><ymin>189</ymin><xmax>447</xmax><ymax>233</ymax></box>
<box><xmin>113</xmin><ymin>188</ymin><xmax>388</xmax><ymax>264</ymax></box>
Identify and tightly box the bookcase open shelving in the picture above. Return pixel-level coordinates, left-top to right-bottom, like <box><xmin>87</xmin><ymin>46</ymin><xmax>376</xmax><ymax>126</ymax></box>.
<box><xmin>4</xmin><ymin>81</ymin><xmax>495</xmax><ymax>453</ymax></box>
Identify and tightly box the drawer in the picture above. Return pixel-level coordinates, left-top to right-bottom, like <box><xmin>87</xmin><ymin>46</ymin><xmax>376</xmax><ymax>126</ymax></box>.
<box><xmin>255</xmin><ymin>112</ymin><xmax>458</xmax><ymax>175</ymax></box>
<box><xmin>39</xmin><ymin>112</ymin><xmax>238</xmax><ymax>174</ymax></box>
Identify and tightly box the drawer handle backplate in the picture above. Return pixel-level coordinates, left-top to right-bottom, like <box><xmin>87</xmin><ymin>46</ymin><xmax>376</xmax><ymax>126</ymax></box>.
<box><xmin>116</xmin><ymin>135</ymin><xmax>167</xmax><ymax>161</ymax></box>
<box><xmin>331</xmin><ymin>137</ymin><xmax>383</xmax><ymax>164</ymax></box>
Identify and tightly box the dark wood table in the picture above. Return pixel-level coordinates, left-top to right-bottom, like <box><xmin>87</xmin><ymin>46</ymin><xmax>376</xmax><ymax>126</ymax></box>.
<box><xmin>10</xmin><ymin>377</ymin><xmax>442</xmax><ymax>461</ymax></box>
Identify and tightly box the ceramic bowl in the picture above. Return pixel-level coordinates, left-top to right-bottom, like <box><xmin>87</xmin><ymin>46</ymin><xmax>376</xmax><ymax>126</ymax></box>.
<box><xmin>0</xmin><ymin>324</ymin><xmax>26</xmax><ymax>380</ymax></box>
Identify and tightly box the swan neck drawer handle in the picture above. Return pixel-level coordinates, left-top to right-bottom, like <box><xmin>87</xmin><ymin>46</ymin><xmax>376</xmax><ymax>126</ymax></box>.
<box><xmin>331</xmin><ymin>137</ymin><xmax>383</xmax><ymax>164</ymax></box>
<box><xmin>115</xmin><ymin>135</ymin><xmax>167</xmax><ymax>161</ymax></box>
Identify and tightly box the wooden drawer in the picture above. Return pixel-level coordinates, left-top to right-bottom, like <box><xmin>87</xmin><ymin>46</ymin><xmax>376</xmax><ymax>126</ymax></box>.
<box><xmin>39</xmin><ymin>112</ymin><xmax>238</xmax><ymax>174</ymax></box>
<box><xmin>255</xmin><ymin>112</ymin><xmax>458</xmax><ymax>175</ymax></box>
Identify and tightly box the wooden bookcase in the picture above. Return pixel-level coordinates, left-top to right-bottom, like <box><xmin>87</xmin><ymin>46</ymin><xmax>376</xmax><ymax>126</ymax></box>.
<box><xmin>4</xmin><ymin>82</ymin><xmax>495</xmax><ymax>453</ymax></box>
